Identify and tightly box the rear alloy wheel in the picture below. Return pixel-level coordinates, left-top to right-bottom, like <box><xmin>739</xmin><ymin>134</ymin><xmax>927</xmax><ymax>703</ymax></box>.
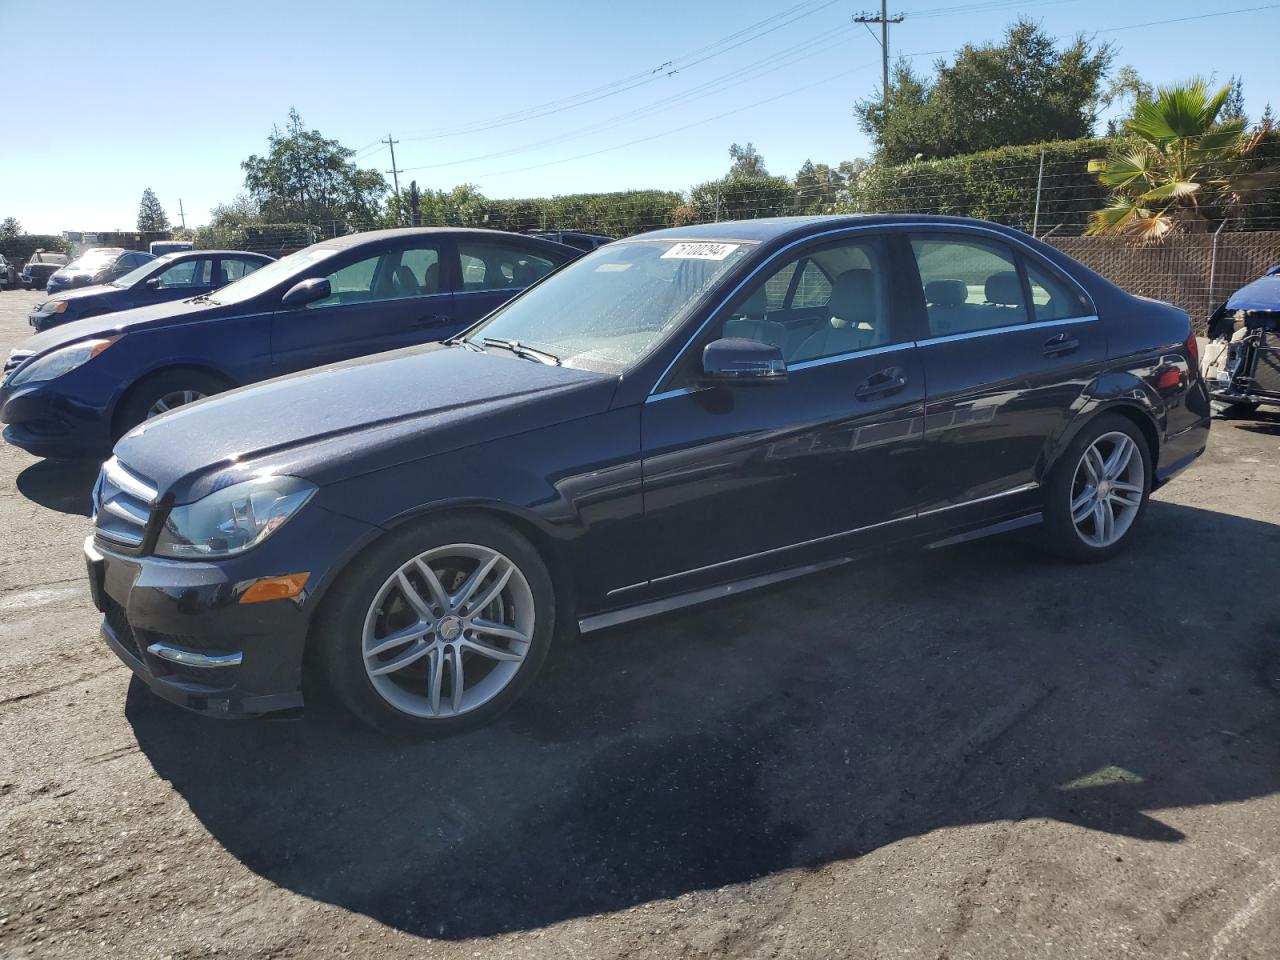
<box><xmin>1043</xmin><ymin>415</ymin><xmax>1151</xmax><ymax>562</ymax></box>
<box><xmin>318</xmin><ymin>514</ymin><xmax>554</xmax><ymax>737</ymax></box>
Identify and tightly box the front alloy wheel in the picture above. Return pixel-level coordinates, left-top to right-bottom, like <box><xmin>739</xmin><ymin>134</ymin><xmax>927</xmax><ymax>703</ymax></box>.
<box><xmin>147</xmin><ymin>389</ymin><xmax>207</xmax><ymax>418</ymax></box>
<box><xmin>362</xmin><ymin>544</ymin><xmax>536</xmax><ymax>718</ymax></box>
<box><xmin>318</xmin><ymin>514</ymin><xmax>555</xmax><ymax>737</ymax></box>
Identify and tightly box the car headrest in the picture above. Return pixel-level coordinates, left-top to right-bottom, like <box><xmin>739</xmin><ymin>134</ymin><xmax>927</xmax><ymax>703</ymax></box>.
<box><xmin>829</xmin><ymin>269</ymin><xmax>875</xmax><ymax>327</ymax></box>
<box><xmin>422</xmin><ymin>262</ymin><xmax>439</xmax><ymax>293</ymax></box>
<box><xmin>985</xmin><ymin>271</ymin><xmax>1023</xmax><ymax>306</ymax></box>
<box><xmin>925</xmin><ymin>278</ymin><xmax>967</xmax><ymax>307</ymax></box>
<box><xmin>512</xmin><ymin>260</ymin><xmax>538</xmax><ymax>286</ymax></box>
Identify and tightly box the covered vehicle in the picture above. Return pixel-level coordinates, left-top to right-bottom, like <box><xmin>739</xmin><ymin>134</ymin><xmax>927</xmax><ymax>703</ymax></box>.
<box><xmin>1202</xmin><ymin>265</ymin><xmax>1280</xmax><ymax>412</ymax></box>
<box><xmin>46</xmin><ymin>248</ymin><xmax>155</xmax><ymax>296</ymax></box>
<box><xmin>29</xmin><ymin>249</ymin><xmax>273</xmax><ymax>331</ymax></box>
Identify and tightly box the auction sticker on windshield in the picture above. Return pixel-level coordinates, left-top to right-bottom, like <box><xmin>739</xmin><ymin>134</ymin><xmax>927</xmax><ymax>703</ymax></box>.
<box><xmin>661</xmin><ymin>242</ymin><xmax>741</xmax><ymax>261</ymax></box>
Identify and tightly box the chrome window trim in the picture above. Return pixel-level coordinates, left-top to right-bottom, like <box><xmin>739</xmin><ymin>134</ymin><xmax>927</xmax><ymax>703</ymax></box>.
<box><xmin>788</xmin><ymin>340</ymin><xmax>915</xmax><ymax>371</ymax></box>
<box><xmin>647</xmin><ymin>220</ymin><xmax>1098</xmax><ymax>397</ymax></box>
<box><xmin>915</xmin><ymin>313</ymin><xmax>1099</xmax><ymax>347</ymax></box>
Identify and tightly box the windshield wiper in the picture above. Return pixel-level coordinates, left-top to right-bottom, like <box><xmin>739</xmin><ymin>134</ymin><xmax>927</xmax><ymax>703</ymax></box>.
<box><xmin>187</xmin><ymin>293</ymin><xmax>219</xmax><ymax>305</ymax></box>
<box><xmin>482</xmin><ymin>337</ymin><xmax>561</xmax><ymax>366</ymax></box>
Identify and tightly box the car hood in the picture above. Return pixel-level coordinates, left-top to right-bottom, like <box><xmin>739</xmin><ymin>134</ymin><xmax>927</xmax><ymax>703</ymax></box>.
<box><xmin>17</xmin><ymin>297</ymin><xmax>217</xmax><ymax>356</ymax></box>
<box><xmin>1227</xmin><ymin>274</ymin><xmax>1280</xmax><ymax>313</ymax></box>
<box><xmin>113</xmin><ymin>344</ymin><xmax>619</xmax><ymax>504</ymax></box>
<box><xmin>45</xmin><ymin>282</ymin><xmax>127</xmax><ymax>305</ymax></box>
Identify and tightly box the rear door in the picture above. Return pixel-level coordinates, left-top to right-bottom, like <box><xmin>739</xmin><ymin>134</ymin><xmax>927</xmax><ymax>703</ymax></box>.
<box><xmin>453</xmin><ymin>238</ymin><xmax>568</xmax><ymax>328</ymax></box>
<box><xmin>269</xmin><ymin>237</ymin><xmax>454</xmax><ymax>375</ymax></box>
<box><xmin>907</xmin><ymin>229</ymin><xmax>1103</xmax><ymax>517</ymax></box>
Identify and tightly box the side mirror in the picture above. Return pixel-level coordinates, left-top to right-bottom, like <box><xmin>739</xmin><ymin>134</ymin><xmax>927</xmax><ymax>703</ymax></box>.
<box><xmin>281</xmin><ymin>277</ymin><xmax>331</xmax><ymax>308</ymax></box>
<box><xmin>701</xmin><ymin>337</ymin><xmax>787</xmax><ymax>383</ymax></box>
<box><xmin>144</xmin><ymin>277</ymin><xmax>161</xmax><ymax>290</ymax></box>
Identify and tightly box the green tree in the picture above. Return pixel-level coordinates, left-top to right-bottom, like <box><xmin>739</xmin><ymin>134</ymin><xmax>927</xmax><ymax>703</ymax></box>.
<box><xmin>241</xmin><ymin>108</ymin><xmax>388</xmax><ymax>229</ymax></box>
<box><xmin>1221</xmin><ymin>75</ymin><xmax>1247</xmax><ymax>125</ymax></box>
<box><xmin>856</xmin><ymin>19</ymin><xmax>1112</xmax><ymax>163</ymax></box>
<box><xmin>136</xmin><ymin>188</ymin><xmax>171</xmax><ymax>232</ymax></box>
<box><xmin>1101</xmin><ymin>65</ymin><xmax>1154</xmax><ymax>137</ymax></box>
<box><xmin>1088</xmin><ymin>80</ymin><xmax>1275</xmax><ymax>238</ymax></box>
<box><xmin>728</xmin><ymin>142</ymin><xmax>768</xmax><ymax>177</ymax></box>
<box><xmin>0</xmin><ymin>217</ymin><xmax>20</xmax><ymax>240</ymax></box>
<box><xmin>794</xmin><ymin>159</ymin><xmax>844</xmax><ymax>212</ymax></box>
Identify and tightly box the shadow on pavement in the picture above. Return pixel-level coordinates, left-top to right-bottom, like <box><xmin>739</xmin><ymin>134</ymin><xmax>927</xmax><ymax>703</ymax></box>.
<box><xmin>15</xmin><ymin>459</ymin><xmax>98</xmax><ymax>516</ymax></box>
<box><xmin>128</xmin><ymin>500</ymin><xmax>1280</xmax><ymax>940</ymax></box>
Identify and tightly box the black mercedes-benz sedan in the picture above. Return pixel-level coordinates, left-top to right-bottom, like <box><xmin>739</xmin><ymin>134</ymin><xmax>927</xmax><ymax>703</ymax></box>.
<box><xmin>84</xmin><ymin>215</ymin><xmax>1211</xmax><ymax>736</ymax></box>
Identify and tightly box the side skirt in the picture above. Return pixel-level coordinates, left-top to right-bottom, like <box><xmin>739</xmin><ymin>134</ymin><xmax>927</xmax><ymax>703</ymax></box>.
<box><xmin>577</xmin><ymin>558</ymin><xmax>849</xmax><ymax>634</ymax></box>
<box><xmin>923</xmin><ymin>511</ymin><xmax>1042</xmax><ymax>550</ymax></box>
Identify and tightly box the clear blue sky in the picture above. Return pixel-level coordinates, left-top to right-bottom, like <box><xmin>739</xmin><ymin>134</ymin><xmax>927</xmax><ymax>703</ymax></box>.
<box><xmin>2</xmin><ymin>0</ymin><xmax>1277</xmax><ymax>233</ymax></box>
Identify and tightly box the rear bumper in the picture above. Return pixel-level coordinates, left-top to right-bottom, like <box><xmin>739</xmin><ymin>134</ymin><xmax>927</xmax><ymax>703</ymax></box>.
<box><xmin>1155</xmin><ymin>414</ymin><xmax>1210</xmax><ymax>487</ymax></box>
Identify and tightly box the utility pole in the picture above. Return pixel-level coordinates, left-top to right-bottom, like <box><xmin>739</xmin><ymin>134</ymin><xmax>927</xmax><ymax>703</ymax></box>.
<box><xmin>853</xmin><ymin>2</ymin><xmax>903</xmax><ymax>105</ymax></box>
<box><xmin>177</xmin><ymin>199</ymin><xmax>186</xmax><ymax>230</ymax></box>
<box><xmin>383</xmin><ymin>134</ymin><xmax>403</xmax><ymax>222</ymax></box>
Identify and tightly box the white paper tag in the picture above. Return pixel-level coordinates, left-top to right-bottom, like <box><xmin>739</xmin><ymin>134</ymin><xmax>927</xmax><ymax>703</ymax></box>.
<box><xmin>595</xmin><ymin>262</ymin><xmax>632</xmax><ymax>272</ymax></box>
<box><xmin>660</xmin><ymin>242</ymin><xmax>741</xmax><ymax>261</ymax></box>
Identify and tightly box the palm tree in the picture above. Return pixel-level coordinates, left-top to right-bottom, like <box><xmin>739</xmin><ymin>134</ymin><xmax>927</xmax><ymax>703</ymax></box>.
<box><xmin>1088</xmin><ymin>79</ymin><xmax>1270</xmax><ymax>239</ymax></box>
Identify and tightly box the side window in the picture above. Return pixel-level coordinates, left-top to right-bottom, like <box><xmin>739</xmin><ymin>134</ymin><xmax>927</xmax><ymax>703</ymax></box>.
<box><xmin>399</xmin><ymin>246</ymin><xmax>441</xmax><ymax>294</ymax></box>
<box><xmin>792</xmin><ymin>260</ymin><xmax>833</xmax><ymax>308</ymax></box>
<box><xmin>762</xmin><ymin>261</ymin><xmax>797</xmax><ymax>310</ymax></box>
<box><xmin>458</xmin><ymin>241</ymin><xmax>557</xmax><ymax>292</ymax></box>
<box><xmin>910</xmin><ymin>235</ymin><xmax>1028</xmax><ymax>336</ymax></box>
<box><xmin>1024</xmin><ymin>257</ymin><xmax>1091</xmax><ymax>322</ymax></box>
<box><xmin>219</xmin><ymin>257</ymin><xmax>263</xmax><ymax>284</ymax></box>
<box><xmin>154</xmin><ymin>258</ymin><xmax>203</xmax><ymax>288</ymax></box>
<box><xmin>310</xmin><ymin>254</ymin><xmax>380</xmax><ymax>307</ymax></box>
<box><xmin>716</xmin><ymin>237</ymin><xmax>891</xmax><ymax>365</ymax></box>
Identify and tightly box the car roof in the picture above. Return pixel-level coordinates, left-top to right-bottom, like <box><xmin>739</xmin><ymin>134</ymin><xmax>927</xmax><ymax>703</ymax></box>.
<box><xmin>631</xmin><ymin>214</ymin><xmax>1029</xmax><ymax>245</ymax></box>
<box><xmin>319</xmin><ymin>227</ymin><xmax>572</xmax><ymax>250</ymax></box>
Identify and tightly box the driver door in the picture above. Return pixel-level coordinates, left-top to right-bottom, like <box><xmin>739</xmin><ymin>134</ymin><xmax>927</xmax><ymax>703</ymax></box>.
<box><xmin>639</xmin><ymin>232</ymin><xmax>925</xmax><ymax>592</ymax></box>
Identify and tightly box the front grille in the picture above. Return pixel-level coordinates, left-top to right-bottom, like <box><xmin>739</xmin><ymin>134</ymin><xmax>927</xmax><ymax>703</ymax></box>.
<box><xmin>93</xmin><ymin>457</ymin><xmax>158</xmax><ymax>549</ymax></box>
<box><xmin>103</xmin><ymin>597</ymin><xmax>141</xmax><ymax>660</ymax></box>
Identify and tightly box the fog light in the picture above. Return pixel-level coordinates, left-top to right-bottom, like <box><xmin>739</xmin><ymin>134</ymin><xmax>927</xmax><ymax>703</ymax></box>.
<box><xmin>238</xmin><ymin>573</ymin><xmax>310</xmax><ymax>604</ymax></box>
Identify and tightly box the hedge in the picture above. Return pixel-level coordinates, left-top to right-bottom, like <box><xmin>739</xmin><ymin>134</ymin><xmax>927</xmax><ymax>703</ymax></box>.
<box><xmin>0</xmin><ymin>234</ymin><xmax>71</xmax><ymax>264</ymax></box>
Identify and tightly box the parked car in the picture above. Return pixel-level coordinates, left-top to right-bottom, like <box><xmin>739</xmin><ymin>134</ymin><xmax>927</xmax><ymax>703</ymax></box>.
<box><xmin>149</xmin><ymin>240</ymin><xmax>194</xmax><ymax>257</ymax></box>
<box><xmin>0</xmin><ymin>255</ymin><xmax>14</xmax><ymax>290</ymax></box>
<box><xmin>1</xmin><ymin>228</ymin><xmax>578</xmax><ymax>459</ymax></box>
<box><xmin>46</xmin><ymin>248</ymin><xmax>155</xmax><ymax>296</ymax></box>
<box><xmin>527</xmin><ymin>230</ymin><xmax>613</xmax><ymax>252</ymax></box>
<box><xmin>21</xmin><ymin>261</ymin><xmax>61</xmax><ymax>291</ymax></box>
<box><xmin>1202</xmin><ymin>265</ymin><xmax>1280</xmax><ymax>413</ymax></box>
<box><xmin>29</xmin><ymin>249</ymin><xmax>274</xmax><ymax>332</ymax></box>
<box><xmin>75</xmin><ymin>215</ymin><xmax>1210</xmax><ymax>736</ymax></box>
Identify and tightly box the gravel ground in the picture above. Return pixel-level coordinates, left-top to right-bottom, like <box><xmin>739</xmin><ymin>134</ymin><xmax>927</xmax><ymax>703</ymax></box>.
<box><xmin>1</xmin><ymin>286</ymin><xmax>1279</xmax><ymax>960</ymax></box>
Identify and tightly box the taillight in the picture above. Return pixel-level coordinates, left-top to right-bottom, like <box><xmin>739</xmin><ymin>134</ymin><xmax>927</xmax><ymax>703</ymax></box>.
<box><xmin>1184</xmin><ymin>332</ymin><xmax>1200</xmax><ymax>367</ymax></box>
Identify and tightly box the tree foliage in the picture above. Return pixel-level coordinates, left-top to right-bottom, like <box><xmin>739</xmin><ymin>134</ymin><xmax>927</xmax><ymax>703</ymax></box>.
<box><xmin>1088</xmin><ymin>80</ymin><xmax>1278</xmax><ymax>238</ymax></box>
<box><xmin>136</xmin><ymin>188</ymin><xmax>171</xmax><ymax>232</ymax></box>
<box><xmin>856</xmin><ymin>19</ymin><xmax>1113</xmax><ymax>163</ymax></box>
<box><xmin>241</xmin><ymin>108</ymin><xmax>388</xmax><ymax>228</ymax></box>
<box><xmin>728</xmin><ymin>142</ymin><xmax>768</xmax><ymax>177</ymax></box>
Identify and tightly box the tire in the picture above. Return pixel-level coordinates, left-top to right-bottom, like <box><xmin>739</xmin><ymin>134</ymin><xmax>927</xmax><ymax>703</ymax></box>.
<box><xmin>315</xmin><ymin>512</ymin><xmax>556</xmax><ymax>738</ymax></box>
<box><xmin>114</xmin><ymin>369</ymin><xmax>228</xmax><ymax>440</ymax></box>
<box><xmin>1042</xmin><ymin>414</ymin><xmax>1152</xmax><ymax>563</ymax></box>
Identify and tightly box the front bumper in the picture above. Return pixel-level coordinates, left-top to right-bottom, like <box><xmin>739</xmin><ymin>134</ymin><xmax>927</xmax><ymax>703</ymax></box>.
<box><xmin>87</xmin><ymin>536</ymin><xmax>312</xmax><ymax>716</ymax></box>
<box><xmin>0</xmin><ymin>379</ymin><xmax>115</xmax><ymax>459</ymax></box>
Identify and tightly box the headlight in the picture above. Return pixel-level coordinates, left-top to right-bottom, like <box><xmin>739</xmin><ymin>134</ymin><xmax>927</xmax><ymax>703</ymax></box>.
<box><xmin>155</xmin><ymin>476</ymin><xmax>317</xmax><ymax>559</ymax></box>
<box><xmin>6</xmin><ymin>338</ymin><xmax>116</xmax><ymax>387</ymax></box>
<box><xmin>38</xmin><ymin>300</ymin><xmax>68</xmax><ymax>315</ymax></box>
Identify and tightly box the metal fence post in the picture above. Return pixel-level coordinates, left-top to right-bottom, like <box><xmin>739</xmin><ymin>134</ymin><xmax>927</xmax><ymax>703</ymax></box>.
<box><xmin>1208</xmin><ymin>218</ymin><xmax>1228</xmax><ymax>311</ymax></box>
<box><xmin>1031</xmin><ymin>149</ymin><xmax>1045</xmax><ymax>238</ymax></box>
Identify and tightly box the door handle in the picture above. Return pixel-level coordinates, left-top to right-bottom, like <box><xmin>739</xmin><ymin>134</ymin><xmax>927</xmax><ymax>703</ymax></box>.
<box><xmin>411</xmin><ymin>314</ymin><xmax>453</xmax><ymax>328</ymax></box>
<box><xmin>1043</xmin><ymin>332</ymin><xmax>1080</xmax><ymax>357</ymax></box>
<box><xmin>854</xmin><ymin>366</ymin><xmax>907</xmax><ymax>400</ymax></box>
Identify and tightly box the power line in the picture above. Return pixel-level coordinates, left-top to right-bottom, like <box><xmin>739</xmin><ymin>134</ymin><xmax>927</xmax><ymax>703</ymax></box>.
<box><xmin>853</xmin><ymin>2</ymin><xmax>904</xmax><ymax>104</ymax></box>
<box><xmin>382</xmin><ymin>135</ymin><xmax>403</xmax><ymax>217</ymax></box>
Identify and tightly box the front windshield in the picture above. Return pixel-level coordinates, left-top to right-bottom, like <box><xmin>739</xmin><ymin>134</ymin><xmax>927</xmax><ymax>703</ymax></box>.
<box><xmin>203</xmin><ymin>246</ymin><xmax>338</xmax><ymax>305</ymax></box>
<box><xmin>66</xmin><ymin>249</ymin><xmax>120</xmax><ymax>274</ymax></box>
<box><xmin>112</xmin><ymin>252</ymin><xmax>179</xmax><ymax>288</ymax></box>
<box><xmin>465</xmin><ymin>238</ymin><xmax>757</xmax><ymax>373</ymax></box>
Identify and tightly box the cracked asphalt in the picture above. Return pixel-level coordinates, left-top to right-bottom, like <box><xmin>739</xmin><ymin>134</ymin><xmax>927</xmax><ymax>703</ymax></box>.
<box><xmin>1</xmin><ymin>286</ymin><xmax>1279</xmax><ymax>959</ymax></box>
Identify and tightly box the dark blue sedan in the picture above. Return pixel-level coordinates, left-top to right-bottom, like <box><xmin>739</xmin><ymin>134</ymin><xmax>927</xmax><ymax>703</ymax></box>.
<box><xmin>30</xmin><ymin>250</ymin><xmax>274</xmax><ymax>331</ymax></box>
<box><xmin>80</xmin><ymin>215</ymin><xmax>1210</xmax><ymax>736</ymax></box>
<box><xmin>46</xmin><ymin>248</ymin><xmax>156</xmax><ymax>296</ymax></box>
<box><xmin>1</xmin><ymin>228</ymin><xmax>578</xmax><ymax>459</ymax></box>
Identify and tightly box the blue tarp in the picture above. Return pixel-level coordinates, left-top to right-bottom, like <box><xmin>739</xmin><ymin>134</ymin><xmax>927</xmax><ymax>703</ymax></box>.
<box><xmin>1226</xmin><ymin>266</ymin><xmax>1280</xmax><ymax>312</ymax></box>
